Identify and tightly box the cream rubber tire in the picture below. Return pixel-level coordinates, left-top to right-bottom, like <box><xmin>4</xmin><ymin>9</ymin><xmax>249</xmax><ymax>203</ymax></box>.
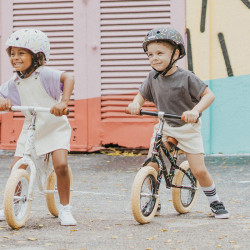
<box><xmin>172</xmin><ymin>160</ymin><xmax>199</xmax><ymax>213</ymax></box>
<box><xmin>131</xmin><ymin>166</ymin><xmax>159</xmax><ymax>224</ymax></box>
<box><xmin>46</xmin><ymin>165</ymin><xmax>73</xmax><ymax>217</ymax></box>
<box><xmin>3</xmin><ymin>169</ymin><xmax>32</xmax><ymax>229</ymax></box>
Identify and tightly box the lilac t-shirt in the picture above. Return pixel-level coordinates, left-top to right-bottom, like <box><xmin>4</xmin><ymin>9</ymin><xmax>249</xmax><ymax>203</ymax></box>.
<box><xmin>0</xmin><ymin>66</ymin><xmax>64</xmax><ymax>105</ymax></box>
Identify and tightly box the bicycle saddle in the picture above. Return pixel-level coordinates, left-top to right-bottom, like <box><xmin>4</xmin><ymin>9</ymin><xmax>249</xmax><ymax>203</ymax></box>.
<box><xmin>167</xmin><ymin>137</ymin><xmax>178</xmax><ymax>148</ymax></box>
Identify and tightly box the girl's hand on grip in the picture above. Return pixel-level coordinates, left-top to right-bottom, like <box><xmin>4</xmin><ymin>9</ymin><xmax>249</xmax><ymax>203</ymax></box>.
<box><xmin>128</xmin><ymin>102</ymin><xmax>141</xmax><ymax>115</ymax></box>
<box><xmin>0</xmin><ymin>99</ymin><xmax>12</xmax><ymax>111</ymax></box>
<box><xmin>50</xmin><ymin>101</ymin><xmax>67</xmax><ymax>116</ymax></box>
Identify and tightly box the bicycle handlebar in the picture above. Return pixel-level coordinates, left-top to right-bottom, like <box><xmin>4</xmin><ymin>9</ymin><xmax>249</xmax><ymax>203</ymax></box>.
<box><xmin>125</xmin><ymin>108</ymin><xmax>184</xmax><ymax>121</ymax></box>
<box><xmin>0</xmin><ymin>106</ymin><xmax>69</xmax><ymax>115</ymax></box>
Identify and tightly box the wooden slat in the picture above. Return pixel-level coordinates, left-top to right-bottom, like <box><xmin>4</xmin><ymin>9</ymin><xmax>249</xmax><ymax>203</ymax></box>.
<box><xmin>100</xmin><ymin>0</ymin><xmax>169</xmax><ymax>7</ymax></box>
<box><xmin>13</xmin><ymin>3</ymin><xmax>73</xmax><ymax>9</ymax></box>
<box><xmin>101</xmin><ymin>6</ymin><xmax>170</xmax><ymax>14</ymax></box>
<box><xmin>13</xmin><ymin>20</ymin><xmax>74</xmax><ymax>27</ymax></box>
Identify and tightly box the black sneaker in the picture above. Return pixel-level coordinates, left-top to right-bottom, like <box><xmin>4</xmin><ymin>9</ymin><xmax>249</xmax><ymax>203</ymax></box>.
<box><xmin>210</xmin><ymin>201</ymin><xmax>229</xmax><ymax>219</ymax></box>
<box><xmin>155</xmin><ymin>202</ymin><xmax>161</xmax><ymax>216</ymax></box>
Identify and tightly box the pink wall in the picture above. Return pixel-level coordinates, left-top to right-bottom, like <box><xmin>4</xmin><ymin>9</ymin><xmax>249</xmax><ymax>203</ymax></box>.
<box><xmin>171</xmin><ymin>0</ymin><xmax>186</xmax><ymax>69</ymax></box>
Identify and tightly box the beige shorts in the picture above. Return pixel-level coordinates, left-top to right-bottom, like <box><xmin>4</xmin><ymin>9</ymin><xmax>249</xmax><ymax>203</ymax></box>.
<box><xmin>150</xmin><ymin>119</ymin><xmax>204</xmax><ymax>154</ymax></box>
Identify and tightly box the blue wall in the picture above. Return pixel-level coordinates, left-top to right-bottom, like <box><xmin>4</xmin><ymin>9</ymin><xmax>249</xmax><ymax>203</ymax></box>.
<box><xmin>202</xmin><ymin>74</ymin><xmax>250</xmax><ymax>155</ymax></box>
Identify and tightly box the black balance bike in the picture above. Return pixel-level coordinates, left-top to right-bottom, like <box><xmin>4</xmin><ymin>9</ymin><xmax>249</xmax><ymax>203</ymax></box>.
<box><xmin>126</xmin><ymin>109</ymin><xmax>199</xmax><ymax>224</ymax></box>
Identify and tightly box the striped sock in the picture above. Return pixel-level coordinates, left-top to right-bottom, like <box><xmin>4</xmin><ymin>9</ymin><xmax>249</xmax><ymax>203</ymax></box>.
<box><xmin>202</xmin><ymin>182</ymin><xmax>220</xmax><ymax>204</ymax></box>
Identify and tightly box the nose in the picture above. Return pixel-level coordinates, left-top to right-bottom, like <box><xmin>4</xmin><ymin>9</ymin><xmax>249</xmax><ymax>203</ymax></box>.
<box><xmin>151</xmin><ymin>54</ymin><xmax>159</xmax><ymax>61</ymax></box>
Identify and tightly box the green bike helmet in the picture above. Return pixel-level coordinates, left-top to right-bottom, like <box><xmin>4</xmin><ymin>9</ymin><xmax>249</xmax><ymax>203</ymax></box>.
<box><xmin>143</xmin><ymin>27</ymin><xmax>186</xmax><ymax>78</ymax></box>
<box><xmin>143</xmin><ymin>26</ymin><xmax>185</xmax><ymax>57</ymax></box>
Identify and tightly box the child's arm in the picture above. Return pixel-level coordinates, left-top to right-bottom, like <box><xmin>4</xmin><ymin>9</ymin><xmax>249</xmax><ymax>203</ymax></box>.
<box><xmin>182</xmin><ymin>87</ymin><xmax>215</xmax><ymax>123</ymax></box>
<box><xmin>50</xmin><ymin>72</ymin><xmax>74</xmax><ymax>116</ymax></box>
<box><xmin>127</xmin><ymin>92</ymin><xmax>146</xmax><ymax>115</ymax></box>
<box><xmin>0</xmin><ymin>96</ymin><xmax>12</xmax><ymax>111</ymax></box>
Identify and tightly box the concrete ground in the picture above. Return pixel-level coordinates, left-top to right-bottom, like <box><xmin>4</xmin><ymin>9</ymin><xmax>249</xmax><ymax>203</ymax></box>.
<box><xmin>0</xmin><ymin>150</ymin><xmax>250</xmax><ymax>250</ymax></box>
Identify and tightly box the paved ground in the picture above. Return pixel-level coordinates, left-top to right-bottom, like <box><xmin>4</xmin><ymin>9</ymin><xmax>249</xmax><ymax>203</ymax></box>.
<box><xmin>0</xmin><ymin>150</ymin><xmax>250</xmax><ymax>250</ymax></box>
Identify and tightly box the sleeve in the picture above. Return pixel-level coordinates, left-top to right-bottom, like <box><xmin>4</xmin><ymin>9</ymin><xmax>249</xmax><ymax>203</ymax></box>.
<box><xmin>39</xmin><ymin>67</ymin><xmax>64</xmax><ymax>101</ymax></box>
<box><xmin>0</xmin><ymin>79</ymin><xmax>21</xmax><ymax>105</ymax></box>
<box><xmin>188</xmin><ymin>73</ymin><xmax>208</xmax><ymax>101</ymax></box>
<box><xmin>139</xmin><ymin>72</ymin><xmax>154</xmax><ymax>102</ymax></box>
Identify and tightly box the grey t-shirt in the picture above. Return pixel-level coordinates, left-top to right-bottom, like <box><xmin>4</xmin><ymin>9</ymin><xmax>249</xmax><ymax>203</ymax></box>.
<box><xmin>139</xmin><ymin>67</ymin><xmax>207</xmax><ymax>127</ymax></box>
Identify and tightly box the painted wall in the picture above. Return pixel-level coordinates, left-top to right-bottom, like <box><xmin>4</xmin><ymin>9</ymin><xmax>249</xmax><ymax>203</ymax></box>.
<box><xmin>186</xmin><ymin>0</ymin><xmax>250</xmax><ymax>154</ymax></box>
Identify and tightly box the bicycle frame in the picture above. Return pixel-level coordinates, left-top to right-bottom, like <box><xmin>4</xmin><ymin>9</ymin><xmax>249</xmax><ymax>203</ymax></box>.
<box><xmin>141</xmin><ymin>111</ymin><xmax>197</xmax><ymax>193</ymax></box>
<box><xmin>9</xmin><ymin>106</ymin><xmax>55</xmax><ymax>201</ymax></box>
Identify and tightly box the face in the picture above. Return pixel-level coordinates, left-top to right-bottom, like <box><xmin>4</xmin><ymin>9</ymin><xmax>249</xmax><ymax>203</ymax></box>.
<box><xmin>147</xmin><ymin>42</ymin><xmax>179</xmax><ymax>73</ymax></box>
<box><xmin>10</xmin><ymin>47</ymin><xmax>33</xmax><ymax>73</ymax></box>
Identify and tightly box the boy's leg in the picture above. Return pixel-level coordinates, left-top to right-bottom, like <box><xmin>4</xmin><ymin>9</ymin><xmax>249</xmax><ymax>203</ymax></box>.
<box><xmin>51</xmin><ymin>149</ymin><xmax>76</xmax><ymax>226</ymax></box>
<box><xmin>185</xmin><ymin>153</ymin><xmax>229</xmax><ymax>219</ymax></box>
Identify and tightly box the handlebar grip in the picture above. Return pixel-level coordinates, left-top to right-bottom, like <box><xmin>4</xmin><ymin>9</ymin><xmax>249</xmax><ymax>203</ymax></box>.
<box><xmin>63</xmin><ymin>109</ymin><xmax>70</xmax><ymax>115</ymax></box>
<box><xmin>125</xmin><ymin>108</ymin><xmax>130</xmax><ymax>114</ymax></box>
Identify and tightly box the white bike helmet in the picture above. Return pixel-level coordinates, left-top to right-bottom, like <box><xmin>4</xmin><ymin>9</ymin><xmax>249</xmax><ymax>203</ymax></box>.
<box><xmin>6</xmin><ymin>28</ymin><xmax>50</xmax><ymax>61</ymax></box>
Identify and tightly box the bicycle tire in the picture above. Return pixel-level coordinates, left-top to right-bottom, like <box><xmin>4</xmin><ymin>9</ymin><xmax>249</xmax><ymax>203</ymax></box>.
<box><xmin>131</xmin><ymin>166</ymin><xmax>159</xmax><ymax>224</ymax></box>
<box><xmin>172</xmin><ymin>160</ymin><xmax>199</xmax><ymax>213</ymax></box>
<box><xmin>46</xmin><ymin>165</ymin><xmax>73</xmax><ymax>217</ymax></box>
<box><xmin>3</xmin><ymin>169</ymin><xmax>32</xmax><ymax>229</ymax></box>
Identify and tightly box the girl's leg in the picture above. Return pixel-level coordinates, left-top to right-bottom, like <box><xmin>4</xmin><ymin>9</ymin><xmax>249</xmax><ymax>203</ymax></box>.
<box><xmin>51</xmin><ymin>149</ymin><xmax>76</xmax><ymax>226</ymax></box>
<box><xmin>51</xmin><ymin>149</ymin><xmax>70</xmax><ymax>205</ymax></box>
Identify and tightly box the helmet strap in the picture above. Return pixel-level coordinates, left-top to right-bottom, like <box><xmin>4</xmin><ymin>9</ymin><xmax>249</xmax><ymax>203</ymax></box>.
<box><xmin>16</xmin><ymin>56</ymin><xmax>38</xmax><ymax>79</ymax></box>
<box><xmin>153</xmin><ymin>45</ymin><xmax>179</xmax><ymax>79</ymax></box>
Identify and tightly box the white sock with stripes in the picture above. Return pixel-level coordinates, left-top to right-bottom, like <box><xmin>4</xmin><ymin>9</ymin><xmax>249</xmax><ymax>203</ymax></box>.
<box><xmin>202</xmin><ymin>182</ymin><xmax>220</xmax><ymax>204</ymax></box>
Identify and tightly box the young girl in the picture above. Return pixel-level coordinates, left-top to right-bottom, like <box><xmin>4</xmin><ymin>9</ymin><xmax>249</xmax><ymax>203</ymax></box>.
<box><xmin>0</xmin><ymin>28</ymin><xmax>76</xmax><ymax>226</ymax></box>
<box><xmin>128</xmin><ymin>26</ymin><xmax>229</xmax><ymax>219</ymax></box>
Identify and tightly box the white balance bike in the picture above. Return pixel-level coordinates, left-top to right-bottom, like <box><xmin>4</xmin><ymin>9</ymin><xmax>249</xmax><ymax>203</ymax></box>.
<box><xmin>3</xmin><ymin>106</ymin><xmax>73</xmax><ymax>229</ymax></box>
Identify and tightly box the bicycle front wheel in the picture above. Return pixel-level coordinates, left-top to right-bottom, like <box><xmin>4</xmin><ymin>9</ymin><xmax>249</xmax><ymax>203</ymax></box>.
<box><xmin>4</xmin><ymin>169</ymin><xmax>32</xmax><ymax>229</ymax></box>
<box><xmin>172</xmin><ymin>160</ymin><xmax>199</xmax><ymax>213</ymax></box>
<box><xmin>46</xmin><ymin>165</ymin><xmax>73</xmax><ymax>217</ymax></box>
<box><xmin>131</xmin><ymin>166</ymin><xmax>159</xmax><ymax>224</ymax></box>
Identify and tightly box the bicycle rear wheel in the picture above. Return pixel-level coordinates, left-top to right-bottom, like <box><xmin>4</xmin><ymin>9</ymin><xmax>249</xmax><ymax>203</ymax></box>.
<box><xmin>131</xmin><ymin>166</ymin><xmax>159</xmax><ymax>224</ymax></box>
<box><xmin>172</xmin><ymin>160</ymin><xmax>199</xmax><ymax>213</ymax></box>
<box><xmin>46</xmin><ymin>165</ymin><xmax>73</xmax><ymax>217</ymax></box>
<box><xmin>4</xmin><ymin>169</ymin><xmax>32</xmax><ymax>229</ymax></box>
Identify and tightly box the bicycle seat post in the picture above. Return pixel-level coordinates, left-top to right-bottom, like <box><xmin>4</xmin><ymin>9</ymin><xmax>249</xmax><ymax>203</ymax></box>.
<box><xmin>156</xmin><ymin>111</ymin><xmax>165</xmax><ymax>136</ymax></box>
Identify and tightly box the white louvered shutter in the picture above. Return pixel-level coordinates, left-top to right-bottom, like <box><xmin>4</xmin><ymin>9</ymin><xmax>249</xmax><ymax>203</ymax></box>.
<box><xmin>12</xmin><ymin>0</ymin><xmax>75</xmax><ymax>119</ymax></box>
<box><xmin>100</xmin><ymin>0</ymin><xmax>171</xmax><ymax>121</ymax></box>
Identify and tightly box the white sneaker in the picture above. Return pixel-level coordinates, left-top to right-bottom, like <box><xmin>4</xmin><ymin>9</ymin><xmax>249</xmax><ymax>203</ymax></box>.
<box><xmin>58</xmin><ymin>204</ymin><xmax>77</xmax><ymax>226</ymax></box>
<box><xmin>0</xmin><ymin>209</ymin><xmax>5</xmax><ymax>221</ymax></box>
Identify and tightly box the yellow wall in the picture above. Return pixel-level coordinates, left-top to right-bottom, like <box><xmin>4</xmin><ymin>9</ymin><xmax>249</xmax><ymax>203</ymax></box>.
<box><xmin>186</xmin><ymin>0</ymin><xmax>250</xmax><ymax>81</ymax></box>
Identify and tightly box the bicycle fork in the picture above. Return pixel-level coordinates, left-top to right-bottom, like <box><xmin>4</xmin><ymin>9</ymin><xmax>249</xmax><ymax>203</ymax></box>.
<box><xmin>11</xmin><ymin>113</ymin><xmax>37</xmax><ymax>201</ymax></box>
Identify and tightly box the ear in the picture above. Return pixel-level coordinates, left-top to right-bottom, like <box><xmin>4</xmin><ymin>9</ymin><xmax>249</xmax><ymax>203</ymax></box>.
<box><xmin>173</xmin><ymin>49</ymin><xmax>180</xmax><ymax>61</ymax></box>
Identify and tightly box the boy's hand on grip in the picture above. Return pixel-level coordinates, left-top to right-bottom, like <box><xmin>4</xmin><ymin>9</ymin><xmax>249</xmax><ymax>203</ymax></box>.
<box><xmin>127</xmin><ymin>102</ymin><xmax>141</xmax><ymax>115</ymax></box>
<box><xmin>182</xmin><ymin>110</ymin><xmax>199</xmax><ymax>123</ymax></box>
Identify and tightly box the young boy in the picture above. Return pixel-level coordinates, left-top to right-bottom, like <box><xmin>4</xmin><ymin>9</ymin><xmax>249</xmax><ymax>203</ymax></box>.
<box><xmin>0</xmin><ymin>28</ymin><xmax>76</xmax><ymax>225</ymax></box>
<box><xmin>127</xmin><ymin>26</ymin><xmax>229</xmax><ymax>219</ymax></box>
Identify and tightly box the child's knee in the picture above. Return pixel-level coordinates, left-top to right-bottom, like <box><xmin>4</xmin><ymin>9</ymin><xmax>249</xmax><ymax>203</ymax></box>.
<box><xmin>192</xmin><ymin>168</ymin><xmax>209</xmax><ymax>180</ymax></box>
<box><xmin>54</xmin><ymin>163</ymin><xmax>68</xmax><ymax>176</ymax></box>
